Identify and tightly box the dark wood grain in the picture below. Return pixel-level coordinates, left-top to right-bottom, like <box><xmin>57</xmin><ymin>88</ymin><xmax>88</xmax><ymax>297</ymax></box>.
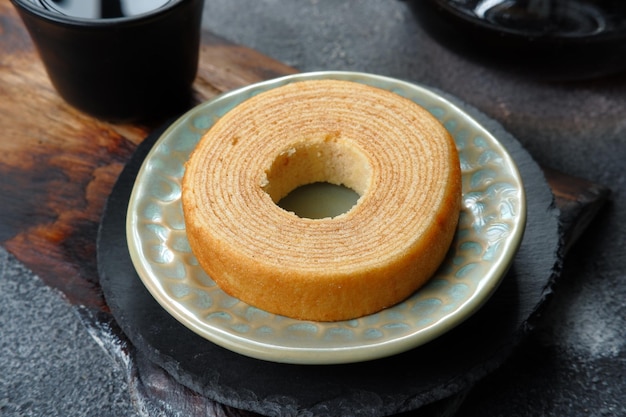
<box><xmin>0</xmin><ymin>0</ymin><xmax>295</xmax><ymax>310</ymax></box>
<box><xmin>543</xmin><ymin>168</ymin><xmax>612</xmax><ymax>253</ymax></box>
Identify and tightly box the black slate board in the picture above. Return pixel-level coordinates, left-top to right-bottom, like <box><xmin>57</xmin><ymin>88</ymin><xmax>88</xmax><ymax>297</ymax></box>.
<box><xmin>97</xmin><ymin>92</ymin><xmax>561</xmax><ymax>416</ymax></box>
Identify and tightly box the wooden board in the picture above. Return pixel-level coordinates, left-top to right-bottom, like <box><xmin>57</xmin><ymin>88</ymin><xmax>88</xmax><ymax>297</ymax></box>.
<box><xmin>0</xmin><ymin>0</ymin><xmax>296</xmax><ymax>311</ymax></box>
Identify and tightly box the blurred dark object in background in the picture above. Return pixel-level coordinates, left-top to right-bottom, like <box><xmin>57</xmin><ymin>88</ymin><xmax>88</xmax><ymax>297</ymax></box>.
<box><xmin>411</xmin><ymin>0</ymin><xmax>626</xmax><ymax>80</ymax></box>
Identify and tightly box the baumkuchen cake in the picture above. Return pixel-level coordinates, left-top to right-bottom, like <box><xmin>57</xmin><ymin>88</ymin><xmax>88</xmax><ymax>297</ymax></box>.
<box><xmin>182</xmin><ymin>79</ymin><xmax>461</xmax><ymax>322</ymax></box>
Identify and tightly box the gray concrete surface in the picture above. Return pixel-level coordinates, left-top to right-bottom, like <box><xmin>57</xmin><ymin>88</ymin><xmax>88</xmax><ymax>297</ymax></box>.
<box><xmin>0</xmin><ymin>247</ymin><xmax>133</xmax><ymax>417</ymax></box>
<box><xmin>2</xmin><ymin>1</ymin><xmax>625</xmax><ymax>416</ymax></box>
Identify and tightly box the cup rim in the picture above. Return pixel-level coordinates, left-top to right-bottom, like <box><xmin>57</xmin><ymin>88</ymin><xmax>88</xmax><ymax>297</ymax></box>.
<box><xmin>10</xmin><ymin>0</ymin><xmax>190</xmax><ymax>27</ymax></box>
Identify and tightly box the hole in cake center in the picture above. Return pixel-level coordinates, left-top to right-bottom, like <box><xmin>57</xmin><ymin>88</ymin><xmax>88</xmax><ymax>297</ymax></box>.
<box><xmin>278</xmin><ymin>182</ymin><xmax>360</xmax><ymax>219</ymax></box>
<box><xmin>262</xmin><ymin>137</ymin><xmax>372</xmax><ymax>219</ymax></box>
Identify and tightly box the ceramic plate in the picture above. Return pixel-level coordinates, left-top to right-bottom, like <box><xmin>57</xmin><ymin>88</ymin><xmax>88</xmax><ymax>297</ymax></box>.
<box><xmin>126</xmin><ymin>71</ymin><xmax>526</xmax><ymax>364</ymax></box>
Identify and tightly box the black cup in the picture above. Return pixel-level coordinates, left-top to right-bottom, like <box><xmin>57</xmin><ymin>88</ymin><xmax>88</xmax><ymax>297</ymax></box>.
<box><xmin>11</xmin><ymin>0</ymin><xmax>204</xmax><ymax>122</ymax></box>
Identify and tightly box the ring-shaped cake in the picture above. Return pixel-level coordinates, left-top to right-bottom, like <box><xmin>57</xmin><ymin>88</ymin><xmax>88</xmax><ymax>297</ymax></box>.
<box><xmin>182</xmin><ymin>79</ymin><xmax>461</xmax><ymax>321</ymax></box>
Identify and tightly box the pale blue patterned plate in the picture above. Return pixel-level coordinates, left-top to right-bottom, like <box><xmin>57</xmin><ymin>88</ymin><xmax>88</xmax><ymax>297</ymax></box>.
<box><xmin>126</xmin><ymin>71</ymin><xmax>526</xmax><ymax>365</ymax></box>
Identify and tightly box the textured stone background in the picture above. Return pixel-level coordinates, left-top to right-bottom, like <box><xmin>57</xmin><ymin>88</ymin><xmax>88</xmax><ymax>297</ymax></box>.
<box><xmin>2</xmin><ymin>1</ymin><xmax>625</xmax><ymax>416</ymax></box>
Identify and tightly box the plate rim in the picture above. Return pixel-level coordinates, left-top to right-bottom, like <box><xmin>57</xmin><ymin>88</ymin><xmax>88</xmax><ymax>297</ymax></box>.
<box><xmin>126</xmin><ymin>70</ymin><xmax>527</xmax><ymax>364</ymax></box>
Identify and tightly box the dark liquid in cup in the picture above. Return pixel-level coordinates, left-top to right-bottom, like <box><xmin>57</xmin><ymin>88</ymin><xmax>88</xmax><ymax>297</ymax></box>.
<box><xmin>39</xmin><ymin>0</ymin><xmax>172</xmax><ymax>19</ymax></box>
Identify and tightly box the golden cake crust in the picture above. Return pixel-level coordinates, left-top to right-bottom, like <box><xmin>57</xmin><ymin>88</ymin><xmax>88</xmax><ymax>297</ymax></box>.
<box><xmin>182</xmin><ymin>79</ymin><xmax>461</xmax><ymax>321</ymax></box>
